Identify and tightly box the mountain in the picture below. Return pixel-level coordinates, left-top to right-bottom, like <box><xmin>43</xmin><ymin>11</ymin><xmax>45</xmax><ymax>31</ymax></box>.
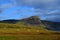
<box><xmin>0</xmin><ymin>19</ymin><xmax>19</xmax><ymax>24</ymax></box>
<box><xmin>20</xmin><ymin>16</ymin><xmax>42</xmax><ymax>25</ymax></box>
<box><xmin>0</xmin><ymin>16</ymin><xmax>42</xmax><ymax>25</ymax></box>
<box><xmin>0</xmin><ymin>16</ymin><xmax>60</xmax><ymax>31</ymax></box>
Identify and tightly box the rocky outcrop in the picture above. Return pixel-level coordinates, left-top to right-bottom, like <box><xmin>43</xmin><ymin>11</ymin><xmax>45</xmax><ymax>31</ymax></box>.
<box><xmin>21</xmin><ymin>16</ymin><xmax>42</xmax><ymax>25</ymax></box>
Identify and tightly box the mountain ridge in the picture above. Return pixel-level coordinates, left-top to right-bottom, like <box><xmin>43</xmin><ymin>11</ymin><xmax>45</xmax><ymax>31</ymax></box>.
<box><xmin>0</xmin><ymin>16</ymin><xmax>60</xmax><ymax>31</ymax></box>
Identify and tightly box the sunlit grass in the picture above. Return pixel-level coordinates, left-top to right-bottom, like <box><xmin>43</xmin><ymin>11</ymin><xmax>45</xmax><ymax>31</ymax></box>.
<box><xmin>0</xmin><ymin>35</ymin><xmax>60</xmax><ymax>40</ymax></box>
<box><xmin>0</xmin><ymin>23</ymin><xmax>60</xmax><ymax>40</ymax></box>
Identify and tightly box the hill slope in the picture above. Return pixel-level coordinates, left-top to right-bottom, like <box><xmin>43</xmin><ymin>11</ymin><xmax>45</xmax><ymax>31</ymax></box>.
<box><xmin>0</xmin><ymin>16</ymin><xmax>60</xmax><ymax>31</ymax></box>
<box><xmin>41</xmin><ymin>20</ymin><xmax>60</xmax><ymax>31</ymax></box>
<box><xmin>0</xmin><ymin>16</ymin><xmax>43</xmax><ymax>25</ymax></box>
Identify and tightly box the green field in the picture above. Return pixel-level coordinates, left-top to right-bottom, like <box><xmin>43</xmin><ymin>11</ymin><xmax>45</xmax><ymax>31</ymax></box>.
<box><xmin>0</xmin><ymin>28</ymin><xmax>60</xmax><ymax>40</ymax></box>
<box><xmin>0</xmin><ymin>23</ymin><xmax>60</xmax><ymax>40</ymax></box>
<box><xmin>0</xmin><ymin>35</ymin><xmax>60</xmax><ymax>40</ymax></box>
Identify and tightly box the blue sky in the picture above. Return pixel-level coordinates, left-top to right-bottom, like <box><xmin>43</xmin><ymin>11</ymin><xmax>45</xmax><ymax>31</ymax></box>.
<box><xmin>0</xmin><ymin>0</ymin><xmax>60</xmax><ymax>22</ymax></box>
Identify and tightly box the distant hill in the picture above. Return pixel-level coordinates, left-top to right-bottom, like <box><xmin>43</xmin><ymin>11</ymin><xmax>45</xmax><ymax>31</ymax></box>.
<box><xmin>0</xmin><ymin>16</ymin><xmax>42</xmax><ymax>25</ymax></box>
<box><xmin>41</xmin><ymin>20</ymin><xmax>60</xmax><ymax>31</ymax></box>
<box><xmin>0</xmin><ymin>16</ymin><xmax>60</xmax><ymax>31</ymax></box>
<box><xmin>20</xmin><ymin>16</ymin><xmax>42</xmax><ymax>25</ymax></box>
<box><xmin>0</xmin><ymin>19</ymin><xmax>19</xmax><ymax>24</ymax></box>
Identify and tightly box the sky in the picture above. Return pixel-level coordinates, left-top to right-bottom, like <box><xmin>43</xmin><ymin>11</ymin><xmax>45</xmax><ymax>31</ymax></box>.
<box><xmin>0</xmin><ymin>0</ymin><xmax>60</xmax><ymax>22</ymax></box>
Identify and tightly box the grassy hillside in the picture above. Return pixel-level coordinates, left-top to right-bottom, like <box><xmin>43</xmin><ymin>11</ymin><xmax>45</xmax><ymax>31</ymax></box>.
<box><xmin>0</xmin><ymin>16</ymin><xmax>60</xmax><ymax>40</ymax></box>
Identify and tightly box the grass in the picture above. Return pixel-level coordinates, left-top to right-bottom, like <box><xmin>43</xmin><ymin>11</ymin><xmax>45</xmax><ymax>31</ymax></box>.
<box><xmin>0</xmin><ymin>35</ymin><xmax>60</xmax><ymax>40</ymax></box>
<box><xmin>0</xmin><ymin>23</ymin><xmax>60</xmax><ymax>40</ymax></box>
<box><xmin>0</xmin><ymin>36</ymin><xmax>16</xmax><ymax>40</ymax></box>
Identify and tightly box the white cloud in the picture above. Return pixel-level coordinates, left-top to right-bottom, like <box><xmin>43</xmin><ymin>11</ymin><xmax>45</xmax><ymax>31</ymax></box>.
<box><xmin>16</xmin><ymin>0</ymin><xmax>58</xmax><ymax>6</ymax></box>
<box><xmin>0</xmin><ymin>0</ymin><xmax>17</xmax><ymax>10</ymax></box>
<box><xmin>0</xmin><ymin>0</ymin><xmax>60</xmax><ymax>22</ymax></box>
